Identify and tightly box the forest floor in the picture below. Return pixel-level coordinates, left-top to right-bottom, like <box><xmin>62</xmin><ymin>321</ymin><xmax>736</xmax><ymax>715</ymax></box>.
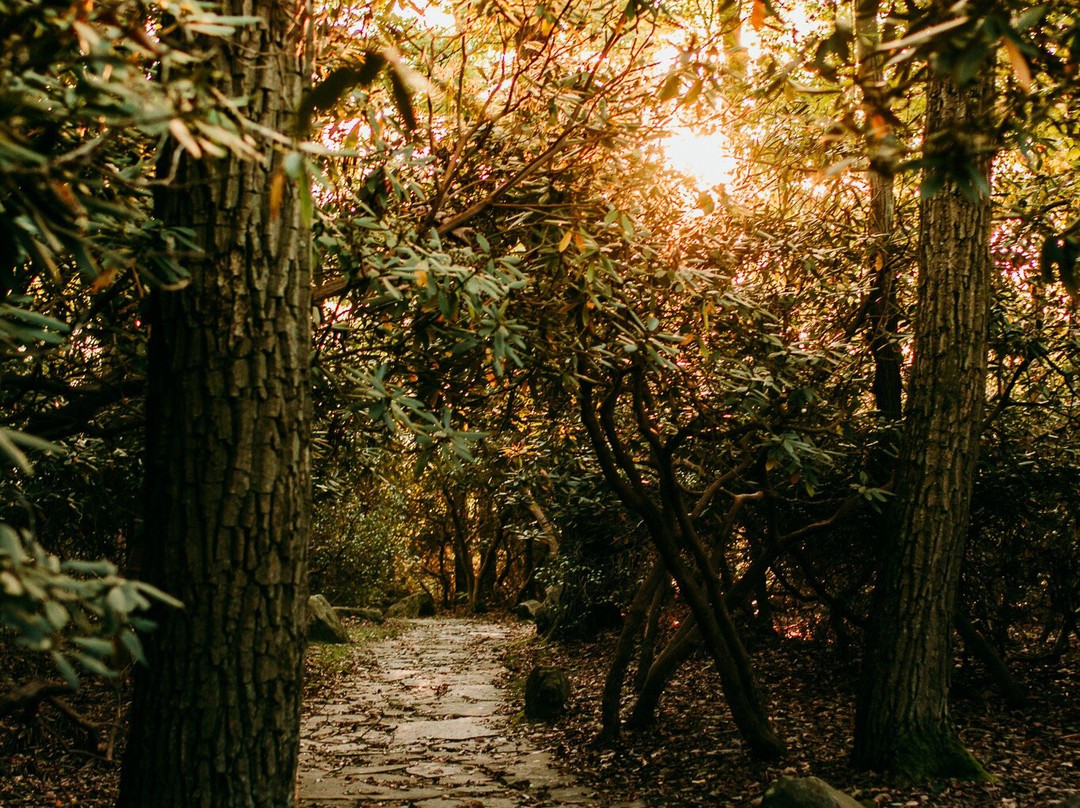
<box><xmin>0</xmin><ymin>613</ymin><xmax>1077</xmax><ymax>807</ymax></box>
<box><xmin>507</xmin><ymin>617</ymin><xmax>1080</xmax><ymax>808</ymax></box>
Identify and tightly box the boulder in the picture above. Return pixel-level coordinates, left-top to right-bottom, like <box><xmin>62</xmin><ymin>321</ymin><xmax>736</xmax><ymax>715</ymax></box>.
<box><xmin>762</xmin><ymin>777</ymin><xmax>864</xmax><ymax>808</ymax></box>
<box><xmin>524</xmin><ymin>665</ymin><xmax>570</xmax><ymax>721</ymax></box>
<box><xmin>387</xmin><ymin>591</ymin><xmax>436</xmax><ymax>619</ymax></box>
<box><xmin>308</xmin><ymin>594</ymin><xmax>351</xmax><ymax>644</ymax></box>
<box><xmin>516</xmin><ymin>600</ymin><xmax>542</xmax><ymax>620</ymax></box>
<box><xmin>334</xmin><ymin>606</ymin><xmax>384</xmax><ymax>624</ymax></box>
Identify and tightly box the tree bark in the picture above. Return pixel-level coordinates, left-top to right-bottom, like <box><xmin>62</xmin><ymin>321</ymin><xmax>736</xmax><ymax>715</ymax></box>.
<box><xmin>954</xmin><ymin>610</ymin><xmax>1028</xmax><ymax>708</ymax></box>
<box><xmin>853</xmin><ymin>57</ymin><xmax>996</xmax><ymax>780</ymax></box>
<box><xmin>598</xmin><ymin>558</ymin><xmax>666</xmax><ymax>744</ymax></box>
<box><xmin>855</xmin><ymin>0</ymin><xmax>903</xmax><ymax>424</ymax></box>
<box><xmin>118</xmin><ymin>3</ymin><xmax>312</xmax><ymax>805</ymax></box>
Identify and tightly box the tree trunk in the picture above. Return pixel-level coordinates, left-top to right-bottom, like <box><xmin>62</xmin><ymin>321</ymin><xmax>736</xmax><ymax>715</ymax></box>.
<box><xmin>853</xmin><ymin>58</ymin><xmax>996</xmax><ymax>780</ymax></box>
<box><xmin>599</xmin><ymin>559</ymin><xmax>665</xmax><ymax>744</ymax></box>
<box><xmin>633</xmin><ymin>574</ymin><xmax>669</xmax><ymax>691</ymax></box>
<box><xmin>954</xmin><ymin>610</ymin><xmax>1028</xmax><ymax>708</ymax></box>
<box><xmin>579</xmin><ymin>380</ymin><xmax>785</xmax><ymax>760</ymax></box>
<box><xmin>445</xmin><ymin>488</ymin><xmax>475</xmax><ymax>598</ymax></box>
<box><xmin>628</xmin><ymin>617</ymin><xmax>699</xmax><ymax>728</ymax></box>
<box><xmin>472</xmin><ymin>514</ymin><xmax>502</xmax><ymax>611</ymax></box>
<box><xmin>117</xmin><ymin>4</ymin><xmax>311</xmax><ymax>805</ymax></box>
<box><xmin>855</xmin><ymin>0</ymin><xmax>903</xmax><ymax>424</ymax></box>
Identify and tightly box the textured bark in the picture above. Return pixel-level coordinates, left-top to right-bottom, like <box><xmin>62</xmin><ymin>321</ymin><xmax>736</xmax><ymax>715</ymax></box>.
<box><xmin>118</xmin><ymin>2</ymin><xmax>311</xmax><ymax>805</ymax></box>
<box><xmin>853</xmin><ymin>61</ymin><xmax>996</xmax><ymax>780</ymax></box>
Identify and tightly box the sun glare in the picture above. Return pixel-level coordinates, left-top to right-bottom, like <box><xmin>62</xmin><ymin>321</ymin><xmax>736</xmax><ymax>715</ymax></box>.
<box><xmin>393</xmin><ymin>0</ymin><xmax>455</xmax><ymax>30</ymax></box>
<box><xmin>661</xmin><ymin>128</ymin><xmax>738</xmax><ymax>189</ymax></box>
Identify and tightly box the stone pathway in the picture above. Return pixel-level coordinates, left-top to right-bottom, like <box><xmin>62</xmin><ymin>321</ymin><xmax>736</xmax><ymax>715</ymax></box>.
<box><xmin>298</xmin><ymin>618</ymin><xmax>642</xmax><ymax>808</ymax></box>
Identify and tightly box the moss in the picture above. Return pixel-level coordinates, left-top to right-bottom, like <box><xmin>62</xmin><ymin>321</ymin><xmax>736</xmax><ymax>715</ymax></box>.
<box><xmin>305</xmin><ymin>620</ymin><xmax>406</xmax><ymax>675</ymax></box>
<box><xmin>890</xmin><ymin>728</ymin><xmax>993</xmax><ymax>784</ymax></box>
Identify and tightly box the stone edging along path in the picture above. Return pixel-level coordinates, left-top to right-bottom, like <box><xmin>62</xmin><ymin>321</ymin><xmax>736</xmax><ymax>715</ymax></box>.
<box><xmin>298</xmin><ymin>617</ymin><xmax>644</xmax><ymax>808</ymax></box>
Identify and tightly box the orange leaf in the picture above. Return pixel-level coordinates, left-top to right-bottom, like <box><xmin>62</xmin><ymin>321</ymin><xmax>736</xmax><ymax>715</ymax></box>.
<box><xmin>751</xmin><ymin>0</ymin><xmax>767</xmax><ymax>32</ymax></box>
<box><xmin>90</xmin><ymin>267</ymin><xmax>118</xmax><ymax>293</ymax></box>
<box><xmin>1004</xmin><ymin>38</ymin><xmax>1032</xmax><ymax>92</ymax></box>
<box><xmin>869</xmin><ymin>112</ymin><xmax>890</xmax><ymax>140</ymax></box>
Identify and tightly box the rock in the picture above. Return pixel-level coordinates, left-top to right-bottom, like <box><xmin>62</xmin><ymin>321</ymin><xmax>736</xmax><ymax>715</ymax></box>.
<box><xmin>308</xmin><ymin>594</ymin><xmax>351</xmax><ymax>644</ymax></box>
<box><xmin>524</xmin><ymin>666</ymin><xmax>570</xmax><ymax>721</ymax></box>
<box><xmin>516</xmin><ymin>600</ymin><xmax>542</xmax><ymax>620</ymax></box>
<box><xmin>387</xmin><ymin>591</ymin><xmax>437</xmax><ymax>619</ymax></box>
<box><xmin>334</xmin><ymin>606</ymin><xmax>384</xmax><ymax>624</ymax></box>
<box><xmin>762</xmin><ymin>776</ymin><xmax>864</xmax><ymax>808</ymax></box>
<box><xmin>1058</xmin><ymin>796</ymin><xmax>1080</xmax><ymax>808</ymax></box>
<box><xmin>533</xmin><ymin>585</ymin><xmax>565</xmax><ymax>634</ymax></box>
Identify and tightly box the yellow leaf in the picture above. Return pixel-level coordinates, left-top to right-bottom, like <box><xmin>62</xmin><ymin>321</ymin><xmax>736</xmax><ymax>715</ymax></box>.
<box><xmin>751</xmin><ymin>0</ymin><xmax>767</xmax><ymax>32</ymax></box>
<box><xmin>414</xmin><ymin>270</ymin><xmax>428</xmax><ymax>287</ymax></box>
<box><xmin>765</xmin><ymin>457</ymin><xmax>780</xmax><ymax>472</ymax></box>
<box><xmin>1003</xmin><ymin>38</ymin><xmax>1032</xmax><ymax>92</ymax></box>
<box><xmin>558</xmin><ymin>229</ymin><xmax>573</xmax><ymax>252</ymax></box>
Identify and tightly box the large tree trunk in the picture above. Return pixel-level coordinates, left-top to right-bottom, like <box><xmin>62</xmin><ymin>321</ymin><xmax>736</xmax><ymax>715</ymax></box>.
<box><xmin>853</xmin><ymin>57</ymin><xmax>996</xmax><ymax>780</ymax></box>
<box><xmin>118</xmin><ymin>3</ymin><xmax>311</xmax><ymax>806</ymax></box>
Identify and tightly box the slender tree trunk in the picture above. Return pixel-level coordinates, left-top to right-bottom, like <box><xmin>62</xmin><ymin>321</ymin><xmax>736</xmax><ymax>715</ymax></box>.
<box><xmin>853</xmin><ymin>57</ymin><xmax>996</xmax><ymax>780</ymax></box>
<box><xmin>599</xmin><ymin>559</ymin><xmax>665</xmax><ymax>744</ymax></box>
<box><xmin>118</xmin><ymin>3</ymin><xmax>311</xmax><ymax>805</ymax></box>
<box><xmin>954</xmin><ymin>610</ymin><xmax>1028</xmax><ymax>708</ymax></box>
<box><xmin>445</xmin><ymin>488</ymin><xmax>475</xmax><ymax>598</ymax></box>
<box><xmin>855</xmin><ymin>0</ymin><xmax>903</xmax><ymax>424</ymax></box>
<box><xmin>633</xmin><ymin>574</ymin><xmax>669</xmax><ymax>691</ymax></box>
<box><xmin>472</xmin><ymin>514</ymin><xmax>502</xmax><ymax>611</ymax></box>
<box><xmin>579</xmin><ymin>382</ymin><xmax>784</xmax><ymax>759</ymax></box>
<box><xmin>628</xmin><ymin>617</ymin><xmax>700</xmax><ymax>728</ymax></box>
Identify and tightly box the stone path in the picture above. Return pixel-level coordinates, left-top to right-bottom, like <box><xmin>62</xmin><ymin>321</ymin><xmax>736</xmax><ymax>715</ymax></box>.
<box><xmin>298</xmin><ymin>617</ymin><xmax>642</xmax><ymax>808</ymax></box>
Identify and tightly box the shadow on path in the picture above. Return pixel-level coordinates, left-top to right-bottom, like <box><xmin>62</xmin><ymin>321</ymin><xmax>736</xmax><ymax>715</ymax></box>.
<box><xmin>299</xmin><ymin>617</ymin><xmax>642</xmax><ymax>808</ymax></box>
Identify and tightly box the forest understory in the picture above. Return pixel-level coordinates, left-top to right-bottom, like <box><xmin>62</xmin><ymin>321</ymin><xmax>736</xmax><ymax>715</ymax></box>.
<box><xmin>1</xmin><ymin>613</ymin><xmax>1077</xmax><ymax>807</ymax></box>
<box><xmin>507</xmin><ymin>621</ymin><xmax>1080</xmax><ymax>808</ymax></box>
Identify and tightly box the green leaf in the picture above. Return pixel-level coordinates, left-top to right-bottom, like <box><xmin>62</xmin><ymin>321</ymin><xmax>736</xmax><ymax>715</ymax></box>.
<box><xmin>61</xmin><ymin>558</ymin><xmax>118</xmax><ymax>576</ymax></box>
<box><xmin>0</xmin><ymin>524</ymin><xmax>25</xmax><ymax>559</ymax></box>
<box><xmin>120</xmin><ymin>628</ymin><xmax>147</xmax><ymax>666</ymax></box>
<box><xmin>44</xmin><ymin>600</ymin><xmax>69</xmax><ymax>630</ymax></box>
<box><xmin>133</xmin><ymin>581</ymin><xmax>184</xmax><ymax>609</ymax></box>
<box><xmin>1015</xmin><ymin>5</ymin><xmax>1047</xmax><ymax>30</ymax></box>
<box><xmin>72</xmin><ymin>650</ymin><xmax>116</xmax><ymax>677</ymax></box>
<box><xmin>51</xmin><ymin>651</ymin><xmax>79</xmax><ymax>688</ymax></box>
<box><xmin>73</xmin><ymin>636</ymin><xmax>117</xmax><ymax>658</ymax></box>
